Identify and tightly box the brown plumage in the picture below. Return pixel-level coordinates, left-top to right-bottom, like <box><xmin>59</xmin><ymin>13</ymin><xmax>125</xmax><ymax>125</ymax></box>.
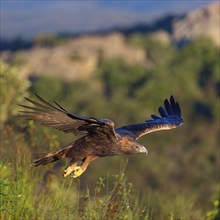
<box><xmin>19</xmin><ymin>94</ymin><xmax>183</xmax><ymax>178</ymax></box>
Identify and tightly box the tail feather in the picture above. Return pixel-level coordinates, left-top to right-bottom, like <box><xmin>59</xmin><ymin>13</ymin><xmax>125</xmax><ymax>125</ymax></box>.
<box><xmin>33</xmin><ymin>145</ymin><xmax>72</xmax><ymax>167</ymax></box>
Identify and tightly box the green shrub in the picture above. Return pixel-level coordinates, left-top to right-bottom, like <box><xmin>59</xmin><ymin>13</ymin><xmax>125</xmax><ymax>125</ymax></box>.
<box><xmin>0</xmin><ymin>62</ymin><xmax>30</xmax><ymax>126</ymax></box>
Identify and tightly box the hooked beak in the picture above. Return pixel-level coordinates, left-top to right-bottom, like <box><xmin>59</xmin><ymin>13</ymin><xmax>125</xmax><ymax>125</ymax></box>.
<box><xmin>140</xmin><ymin>146</ymin><xmax>148</xmax><ymax>155</ymax></box>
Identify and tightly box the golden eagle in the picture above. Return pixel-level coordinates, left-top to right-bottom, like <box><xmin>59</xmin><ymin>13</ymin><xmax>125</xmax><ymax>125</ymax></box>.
<box><xmin>20</xmin><ymin>94</ymin><xmax>183</xmax><ymax>178</ymax></box>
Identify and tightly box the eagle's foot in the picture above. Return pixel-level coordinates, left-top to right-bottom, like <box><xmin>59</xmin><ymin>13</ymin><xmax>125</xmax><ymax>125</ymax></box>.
<box><xmin>63</xmin><ymin>166</ymin><xmax>74</xmax><ymax>177</ymax></box>
<box><xmin>71</xmin><ymin>166</ymin><xmax>84</xmax><ymax>178</ymax></box>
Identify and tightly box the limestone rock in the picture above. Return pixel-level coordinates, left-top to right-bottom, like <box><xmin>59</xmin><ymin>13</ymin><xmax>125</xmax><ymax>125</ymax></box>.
<box><xmin>172</xmin><ymin>2</ymin><xmax>220</xmax><ymax>47</ymax></box>
<box><xmin>8</xmin><ymin>33</ymin><xmax>147</xmax><ymax>80</ymax></box>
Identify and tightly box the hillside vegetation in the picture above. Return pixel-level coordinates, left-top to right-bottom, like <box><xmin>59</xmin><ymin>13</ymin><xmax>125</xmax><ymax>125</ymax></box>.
<box><xmin>0</xmin><ymin>36</ymin><xmax>219</xmax><ymax>219</ymax></box>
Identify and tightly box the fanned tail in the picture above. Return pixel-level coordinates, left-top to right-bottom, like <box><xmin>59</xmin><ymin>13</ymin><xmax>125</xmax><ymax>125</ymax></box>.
<box><xmin>33</xmin><ymin>144</ymin><xmax>72</xmax><ymax>167</ymax></box>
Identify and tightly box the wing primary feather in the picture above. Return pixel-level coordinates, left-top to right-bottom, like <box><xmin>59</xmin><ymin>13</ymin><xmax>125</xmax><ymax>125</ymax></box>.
<box><xmin>170</xmin><ymin>96</ymin><xmax>176</xmax><ymax>114</ymax></box>
<box><xmin>158</xmin><ymin>106</ymin><xmax>167</xmax><ymax>117</ymax></box>
<box><xmin>175</xmin><ymin>102</ymin><xmax>181</xmax><ymax>117</ymax></box>
<box><xmin>18</xmin><ymin>104</ymin><xmax>42</xmax><ymax>112</ymax></box>
<box><xmin>66</xmin><ymin>113</ymin><xmax>96</xmax><ymax>124</ymax></box>
<box><xmin>19</xmin><ymin>94</ymin><xmax>117</xmax><ymax>138</ymax></box>
<box><xmin>151</xmin><ymin>114</ymin><xmax>161</xmax><ymax>119</ymax></box>
<box><xmin>164</xmin><ymin>99</ymin><xmax>173</xmax><ymax>115</ymax></box>
<box><xmin>24</xmin><ymin>97</ymin><xmax>52</xmax><ymax>111</ymax></box>
<box><xmin>67</xmin><ymin>113</ymin><xmax>105</xmax><ymax>125</ymax></box>
<box><xmin>34</xmin><ymin>93</ymin><xmax>63</xmax><ymax>112</ymax></box>
<box><xmin>18</xmin><ymin>110</ymin><xmax>38</xmax><ymax>114</ymax></box>
<box><xmin>54</xmin><ymin>100</ymin><xmax>68</xmax><ymax>112</ymax></box>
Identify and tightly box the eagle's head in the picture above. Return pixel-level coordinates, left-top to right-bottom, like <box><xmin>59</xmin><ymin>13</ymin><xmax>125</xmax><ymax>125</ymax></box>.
<box><xmin>120</xmin><ymin>138</ymin><xmax>148</xmax><ymax>155</ymax></box>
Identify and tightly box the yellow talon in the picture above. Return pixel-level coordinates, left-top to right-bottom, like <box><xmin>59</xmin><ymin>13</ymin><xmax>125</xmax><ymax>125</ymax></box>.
<box><xmin>71</xmin><ymin>166</ymin><xmax>84</xmax><ymax>178</ymax></box>
<box><xmin>63</xmin><ymin>166</ymin><xmax>74</xmax><ymax>177</ymax></box>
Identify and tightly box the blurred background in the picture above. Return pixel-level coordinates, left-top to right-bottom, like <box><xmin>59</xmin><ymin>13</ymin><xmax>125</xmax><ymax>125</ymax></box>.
<box><xmin>0</xmin><ymin>1</ymin><xmax>219</xmax><ymax>219</ymax></box>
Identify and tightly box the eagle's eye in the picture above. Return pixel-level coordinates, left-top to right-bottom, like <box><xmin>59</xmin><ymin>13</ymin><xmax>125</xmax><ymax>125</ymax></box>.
<box><xmin>134</xmin><ymin>145</ymin><xmax>139</xmax><ymax>149</ymax></box>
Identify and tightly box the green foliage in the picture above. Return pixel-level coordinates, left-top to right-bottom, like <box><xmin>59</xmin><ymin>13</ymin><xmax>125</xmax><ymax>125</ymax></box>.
<box><xmin>206</xmin><ymin>199</ymin><xmax>220</xmax><ymax>220</ymax></box>
<box><xmin>128</xmin><ymin>33</ymin><xmax>175</xmax><ymax>66</ymax></box>
<box><xmin>0</xmin><ymin>126</ymin><xmax>150</xmax><ymax>219</ymax></box>
<box><xmin>0</xmin><ymin>61</ymin><xmax>30</xmax><ymax>126</ymax></box>
<box><xmin>30</xmin><ymin>76</ymin><xmax>66</xmax><ymax>100</ymax></box>
<box><xmin>98</xmin><ymin>58</ymin><xmax>148</xmax><ymax>98</ymax></box>
<box><xmin>80</xmin><ymin>173</ymin><xmax>151</xmax><ymax>220</ymax></box>
<box><xmin>0</xmin><ymin>125</ymin><xmax>78</xmax><ymax>219</ymax></box>
<box><xmin>169</xmin><ymin>213</ymin><xmax>184</xmax><ymax>220</ymax></box>
<box><xmin>1</xmin><ymin>37</ymin><xmax>219</xmax><ymax>219</ymax></box>
<box><xmin>0</xmin><ymin>163</ymin><xmax>14</xmax><ymax>215</ymax></box>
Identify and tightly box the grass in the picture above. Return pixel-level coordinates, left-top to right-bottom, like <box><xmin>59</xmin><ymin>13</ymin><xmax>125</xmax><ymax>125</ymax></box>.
<box><xmin>0</xmin><ymin>125</ymin><xmax>149</xmax><ymax>219</ymax></box>
<box><xmin>0</xmin><ymin>124</ymin><xmax>218</xmax><ymax>220</ymax></box>
<box><xmin>0</xmin><ymin>157</ymin><xmax>152</xmax><ymax>220</ymax></box>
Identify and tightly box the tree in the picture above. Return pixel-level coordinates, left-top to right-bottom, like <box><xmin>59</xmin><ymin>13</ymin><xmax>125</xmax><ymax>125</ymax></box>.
<box><xmin>0</xmin><ymin>62</ymin><xmax>30</xmax><ymax>126</ymax></box>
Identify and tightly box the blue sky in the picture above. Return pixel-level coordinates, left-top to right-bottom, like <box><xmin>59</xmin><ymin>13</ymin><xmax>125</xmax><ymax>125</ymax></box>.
<box><xmin>0</xmin><ymin>0</ymin><xmax>214</xmax><ymax>39</ymax></box>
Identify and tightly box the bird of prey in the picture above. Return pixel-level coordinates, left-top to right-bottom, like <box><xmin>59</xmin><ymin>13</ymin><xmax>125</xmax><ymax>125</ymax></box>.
<box><xmin>19</xmin><ymin>94</ymin><xmax>183</xmax><ymax>178</ymax></box>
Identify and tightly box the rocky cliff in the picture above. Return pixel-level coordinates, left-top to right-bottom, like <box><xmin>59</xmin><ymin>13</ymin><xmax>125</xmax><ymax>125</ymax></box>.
<box><xmin>172</xmin><ymin>2</ymin><xmax>219</xmax><ymax>47</ymax></box>
<box><xmin>1</xmin><ymin>2</ymin><xmax>219</xmax><ymax>80</ymax></box>
<box><xmin>7</xmin><ymin>33</ymin><xmax>146</xmax><ymax>80</ymax></box>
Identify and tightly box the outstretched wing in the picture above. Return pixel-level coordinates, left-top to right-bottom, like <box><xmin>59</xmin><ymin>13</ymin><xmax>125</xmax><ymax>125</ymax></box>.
<box><xmin>19</xmin><ymin>94</ymin><xmax>117</xmax><ymax>139</ymax></box>
<box><xmin>116</xmin><ymin>96</ymin><xmax>183</xmax><ymax>140</ymax></box>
